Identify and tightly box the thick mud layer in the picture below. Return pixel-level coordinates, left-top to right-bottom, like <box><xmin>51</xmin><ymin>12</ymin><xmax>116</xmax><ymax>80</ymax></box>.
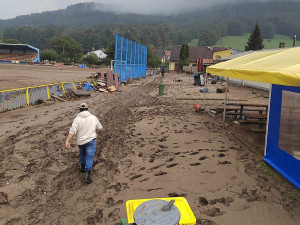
<box><xmin>0</xmin><ymin>74</ymin><xmax>299</xmax><ymax>225</ymax></box>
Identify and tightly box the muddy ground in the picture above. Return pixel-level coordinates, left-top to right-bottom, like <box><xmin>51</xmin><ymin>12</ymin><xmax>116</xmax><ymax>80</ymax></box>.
<box><xmin>0</xmin><ymin>64</ymin><xmax>104</xmax><ymax>90</ymax></box>
<box><xmin>0</xmin><ymin>70</ymin><xmax>300</xmax><ymax>225</ymax></box>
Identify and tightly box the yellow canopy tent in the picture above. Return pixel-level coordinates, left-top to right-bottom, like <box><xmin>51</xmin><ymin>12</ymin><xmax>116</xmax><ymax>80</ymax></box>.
<box><xmin>207</xmin><ymin>47</ymin><xmax>300</xmax><ymax>189</ymax></box>
<box><xmin>207</xmin><ymin>47</ymin><xmax>300</xmax><ymax>87</ymax></box>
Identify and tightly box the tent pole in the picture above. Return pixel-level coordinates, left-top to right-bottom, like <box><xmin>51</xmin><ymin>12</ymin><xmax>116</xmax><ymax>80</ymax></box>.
<box><xmin>203</xmin><ymin>73</ymin><xmax>207</xmax><ymax>110</ymax></box>
<box><xmin>223</xmin><ymin>78</ymin><xmax>229</xmax><ymax>123</ymax></box>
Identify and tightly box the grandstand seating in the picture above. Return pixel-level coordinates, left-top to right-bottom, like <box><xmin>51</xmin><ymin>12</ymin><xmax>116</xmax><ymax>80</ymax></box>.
<box><xmin>0</xmin><ymin>53</ymin><xmax>37</xmax><ymax>62</ymax></box>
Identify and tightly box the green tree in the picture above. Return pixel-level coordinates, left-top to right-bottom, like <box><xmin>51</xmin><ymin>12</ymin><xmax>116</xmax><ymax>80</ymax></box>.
<box><xmin>147</xmin><ymin>44</ymin><xmax>161</xmax><ymax>68</ymax></box>
<box><xmin>81</xmin><ymin>53</ymin><xmax>99</xmax><ymax>65</ymax></box>
<box><xmin>245</xmin><ymin>24</ymin><xmax>264</xmax><ymax>51</ymax></box>
<box><xmin>40</xmin><ymin>50</ymin><xmax>59</xmax><ymax>61</ymax></box>
<box><xmin>103</xmin><ymin>41</ymin><xmax>115</xmax><ymax>66</ymax></box>
<box><xmin>262</xmin><ymin>22</ymin><xmax>275</xmax><ymax>39</ymax></box>
<box><xmin>228</xmin><ymin>21</ymin><xmax>245</xmax><ymax>36</ymax></box>
<box><xmin>51</xmin><ymin>35</ymin><xmax>83</xmax><ymax>63</ymax></box>
<box><xmin>2</xmin><ymin>39</ymin><xmax>22</xmax><ymax>44</ymax></box>
<box><xmin>179</xmin><ymin>43</ymin><xmax>189</xmax><ymax>70</ymax></box>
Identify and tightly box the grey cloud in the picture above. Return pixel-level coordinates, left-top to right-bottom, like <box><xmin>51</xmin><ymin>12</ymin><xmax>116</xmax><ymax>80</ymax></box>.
<box><xmin>0</xmin><ymin>0</ymin><xmax>295</xmax><ymax>19</ymax></box>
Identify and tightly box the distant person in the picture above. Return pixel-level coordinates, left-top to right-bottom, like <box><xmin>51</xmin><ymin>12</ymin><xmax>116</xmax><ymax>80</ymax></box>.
<box><xmin>161</xmin><ymin>66</ymin><xmax>165</xmax><ymax>78</ymax></box>
<box><xmin>65</xmin><ymin>103</ymin><xmax>103</xmax><ymax>184</ymax></box>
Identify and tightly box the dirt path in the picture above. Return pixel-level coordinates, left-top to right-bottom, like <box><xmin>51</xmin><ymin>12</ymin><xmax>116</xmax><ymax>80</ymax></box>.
<box><xmin>0</xmin><ymin>74</ymin><xmax>299</xmax><ymax>225</ymax></box>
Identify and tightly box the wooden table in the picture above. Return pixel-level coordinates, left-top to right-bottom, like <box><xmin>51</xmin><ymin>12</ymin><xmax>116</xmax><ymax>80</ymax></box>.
<box><xmin>225</xmin><ymin>102</ymin><xmax>269</xmax><ymax>120</ymax></box>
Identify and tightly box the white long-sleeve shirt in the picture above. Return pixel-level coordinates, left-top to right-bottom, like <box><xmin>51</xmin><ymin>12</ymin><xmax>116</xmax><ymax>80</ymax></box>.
<box><xmin>69</xmin><ymin>111</ymin><xmax>103</xmax><ymax>145</ymax></box>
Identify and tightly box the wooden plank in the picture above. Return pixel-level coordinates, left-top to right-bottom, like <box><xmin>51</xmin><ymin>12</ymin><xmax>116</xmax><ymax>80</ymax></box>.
<box><xmin>216</xmin><ymin>107</ymin><xmax>265</xmax><ymax>112</ymax></box>
<box><xmin>238</xmin><ymin>120</ymin><xmax>266</xmax><ymax>124</ymax></box>
<box><xmin>225</xmin><ymin>102</ymin><xmax>268</xmax><ymax>107</ymax></box>
<box><xmin>251</xmin><ymin>128</ymin><xmax>266</xmax><ymax>133</ymax></box>
<box><xmin>244</xmin><ymin>113</ymin><xmax>267</xmax><ymax>119</ymax></box>
<box><xmin>71</xmin><ymin>90</ymin><xmax>92</xmax><ymax>97</ymax></box>
<box><xmin>51</xmin><ymin>95</ymin><xmax>66</xmax><ymax>102</ymax></box>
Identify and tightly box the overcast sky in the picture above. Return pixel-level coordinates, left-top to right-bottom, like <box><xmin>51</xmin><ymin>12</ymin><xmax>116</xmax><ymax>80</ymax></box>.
<box><xmin>0</xmin><ymin>0</ymin><xmax>290</xmax><ymax>20</ymax></box>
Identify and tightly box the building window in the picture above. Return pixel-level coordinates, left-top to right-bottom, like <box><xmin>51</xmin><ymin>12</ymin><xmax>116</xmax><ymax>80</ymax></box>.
<box><xmin>278</xmin><ymin>90</ymin><xmax>300</xmax><ymax>160</ymax></box>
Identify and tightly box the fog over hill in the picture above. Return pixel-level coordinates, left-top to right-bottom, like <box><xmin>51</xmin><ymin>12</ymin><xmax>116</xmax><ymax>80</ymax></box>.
<box><xmin>0</xmin><ymin>0</ymin><xmax>297</xmax><ymax>19</ymax></box>
<box><xmin>1</xmin><ymin>1</ymin><xmax>300</xmax><ymax>51</ymax></box>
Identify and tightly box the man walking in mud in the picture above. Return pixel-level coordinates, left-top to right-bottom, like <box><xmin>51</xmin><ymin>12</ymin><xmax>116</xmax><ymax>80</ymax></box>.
<box><xmin>65</xmin><ymin>103</ymin><xmax>103</xmax><ymax>184</ymax></box>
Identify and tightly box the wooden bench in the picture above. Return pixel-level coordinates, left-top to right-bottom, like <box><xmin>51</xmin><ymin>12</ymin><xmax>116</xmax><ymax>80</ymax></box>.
<box><xmin>243</xmin><ymin>113</ymin><xmax>268</xmax><ymax>120</ymax></box>
<box><xmin>238</xmin><ymin>120</ymin><xmax>266</xmax><ymax>125</ymax></box>
<box><xmin>251</xmin><ymin>128</ymin><xmax>266</xmax><ymax>133</ymax></box>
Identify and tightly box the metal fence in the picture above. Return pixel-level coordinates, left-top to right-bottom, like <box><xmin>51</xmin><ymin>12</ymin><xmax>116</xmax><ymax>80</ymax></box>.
<box><xmin>114</xmin><ymin>34</ymin><xmax>147</xmax><ymax>82</ymax></box>
<box><xmin>0</xmin><ymin>80</ymin><xmax>94</xmax><ymax>112</ymax></box>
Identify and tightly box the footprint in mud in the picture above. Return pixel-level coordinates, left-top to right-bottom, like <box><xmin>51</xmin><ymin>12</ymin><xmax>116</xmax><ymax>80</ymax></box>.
<box><xmin>166</xmin><ymin>163</ymin><xmax>178</xmax><ymax>168</ymax></box>
<box><xmin>218</xmin><ymin>149</ymin><xmax>228</xmax><ymax>153</ymax></box>
<box><xmin>154</xmin><ymin>171</ymin><xmax>167</xmax><ymax>176</ymax></box>
<box><xmin>148</xmin><ymin>165</ymin><xmax>163</xmax><ymax>171</ymax></box>
<box><xmin>140</xmin><ymin>178</ymin><xmax>150</xmax><ymax>182</ymax></box>
<box><xmin>210</xmin><ymin>197</ymin><xmax>233</xmax><ymax>206</ymax></box>
<box><xmin>190</xmin><ymin>152</ymin><xmax>199</xmax><ymax>156</ymax></box>
<box><xmin>174</xmin><ymin>152</ymin><xmax>181</xmax><ymax>155</ymax></box>
<box><xmin>106</xmin><ymin>197</ymin><xmax>115</xmax><ymax>207</ymax></box>
<box><xmin>198</xmin><ymin>148</ymin><xmax>208</xmax><ymax>152</ymax></box>
<box><xmin>218</xmin><ymin>161</ymin><xmax>232</xmax><ymax>165</ymax></box>
<box><xmin>190</xmin><ymin>163</ymin><xmax>201</xmax><ymax>166</ymax></box>
<box><xmin>139</xmin><ymin>167</ymin><xmax>146</xmax><ymax>171</ymax></box>
<box><xmin>166</xmin><ymin>158</ymin><xmax>174</xmax><ymax>162</ymax></box>
<box><xmin>199</xmin><ymin>156</ymin><xmax>208</xmax><ymax>161</ymax></box>
<box><xmin>130</xmin><ymin>174</ymin><xmax>143</xmax><ymax>180</ymax></box>
<box><xmin>218</xmin><ymin>153</ymin><xmax>226</xmax><ymax>158</ymax></box>
<box><xmin>149</xmin><ymin>158</ymin><xmax>155</xmax><ymax>163</ymax></box>
<box><xmin>147</xmin><ymin>188</ymin><xmax>163</xmax><ymax>192</ymax></box>
<box><xmin>197</xmin><ymin>219</ymin><xmax>217</xmax><ymax>225</ymax></box>
<box><xmin>169</xmin><ymin>192</ymin><xmax>187</xmax><ymax>197</ymax></box>
<box><xmin>0</xmin><ymin>192</ymin><xmax>9</xmax><ymax>205</ymax></box>
<box><xmin>94</xmin><ymin>209</ymin><xmax>103</xmax><ymax>223</ymax></box>
<box><xmin>204</xmin><ymin>207</ymin><xmax>222</xmax><ymax>217</ymax></box>
<box><xmin>108</xmin><ymin>208</ymin><xmax>120</xmax><ymax>221</ymax></box>
<box><xmin>199</xmin><ymin>197</ymin><xmax>209</xmax><ymax>206</ymax></box>
<box><xmin>159</xmin><ymin>145</ymin><xmax>167</xmax><ymax>149</ymax></box>
<box><xmin>158</xmin><ymin>138</ymin><xmax>167</xmax><ymax>142</ymax></box>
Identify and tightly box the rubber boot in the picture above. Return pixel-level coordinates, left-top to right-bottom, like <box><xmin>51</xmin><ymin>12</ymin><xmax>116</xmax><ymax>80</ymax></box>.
<box><xmin>84</xmin><ymin>170</ymin><xmax>93</xmax><ymax>184</ymax></box>
<box><xmin>80</xmin><ymin>164</ymin><xmax>86</xmax><ymax>173</ymax></box>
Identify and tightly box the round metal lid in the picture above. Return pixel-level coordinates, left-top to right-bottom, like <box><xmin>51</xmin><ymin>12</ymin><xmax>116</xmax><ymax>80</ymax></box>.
<box><xmin>134</xmin><ymin>199</ymin><xmax>181</xmax><ymax>225</ymax></box>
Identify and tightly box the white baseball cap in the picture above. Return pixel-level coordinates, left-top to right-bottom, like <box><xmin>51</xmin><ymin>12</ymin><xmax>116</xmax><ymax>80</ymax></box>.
<box><xmin>80</xmin><ymin>103</ymin><xmax>88</xmax><ymax>109</ymax></box>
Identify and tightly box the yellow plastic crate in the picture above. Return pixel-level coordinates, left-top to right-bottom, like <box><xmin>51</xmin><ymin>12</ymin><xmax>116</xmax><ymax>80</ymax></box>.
<box><xmin>126</xmin><ymin>197</ymin><xmax>196</xmax><ymax>225</ymax></box>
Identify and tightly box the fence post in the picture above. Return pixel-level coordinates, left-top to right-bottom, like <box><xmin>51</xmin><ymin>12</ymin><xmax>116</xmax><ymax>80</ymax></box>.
<box><xmin>100</xmin><ymin>72</ymin><xmax>105</xmax><ymax>81</ymax></box>
<box><xmin>72</xmin><ymin>82</ymin><xmax>77</xmax><ymax>90</ymax></box>
<box><xmin>47</xmin><ymin>86</ymin><xmax>50</xmax><ymax>100</ymax></box>
<box><xmin>115</xmin><ymin>73</ymin><xmax>119</xmax><ymax>91</ymax></box>
<box><xmin>26</xmin><ymin>88</ymin><xmax>29</xmax><ymax>105</ymax></box>
<box><xmin>107</xmin><ymin>70</ymin><xmax>114</xmax><ymax>88</ymax></box>
<box><xmin>61</xmin><ymin>83</ymin><xmax>65</xmax><ymax>94</ymax></box>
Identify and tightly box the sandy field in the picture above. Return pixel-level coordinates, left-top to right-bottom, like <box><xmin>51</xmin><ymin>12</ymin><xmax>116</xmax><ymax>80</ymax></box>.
<box><xmin>0</xmin><ymin>64</ymin><xmax>105</xmax><ymax>90</ymax></box>
<box><xmin>0</xmin><ymin>66</ymin><xmax>300</xmax><ymax>225</ymax></box>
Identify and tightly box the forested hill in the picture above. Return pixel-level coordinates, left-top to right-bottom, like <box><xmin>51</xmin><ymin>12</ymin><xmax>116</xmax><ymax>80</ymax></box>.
<box><xmin>0</xmin><ymin>2</ymin><xmax>169</xmax><ymax>31</ymax></box>
<box><xmin>1</xmin><ymin>1</ymin><xmax>300</xmax><ymax>51</ymax></box>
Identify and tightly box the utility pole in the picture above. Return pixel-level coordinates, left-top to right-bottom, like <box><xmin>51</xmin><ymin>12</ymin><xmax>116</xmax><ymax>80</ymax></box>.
<box><xmin>293</xmin><ymin>35</ymin><xmax>296</xmax><ymax>47</ymax></box>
